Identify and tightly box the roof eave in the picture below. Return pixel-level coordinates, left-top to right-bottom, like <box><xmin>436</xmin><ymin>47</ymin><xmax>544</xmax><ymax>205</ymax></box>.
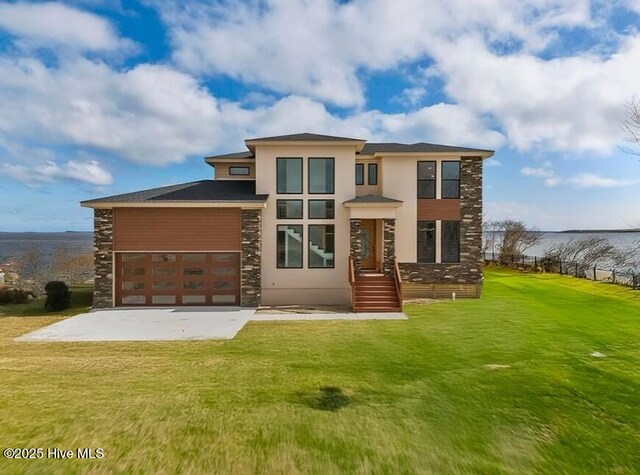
<box><xmin>81</xmin><ymin>200</ymin><xmax>268</xmax><ymax>209</ymax></box>
<box><xmin>245</xmin><ymin>139</ymin><xmax>367</xmax><ymax>153</ymax></box>
<box><xmin>371</xmin><ymin>150</ymin><xmax>494</xmax><ymax>159</ymax></box>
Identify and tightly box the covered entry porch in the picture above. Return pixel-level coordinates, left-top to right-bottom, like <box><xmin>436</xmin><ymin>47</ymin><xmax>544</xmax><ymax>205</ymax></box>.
<box><xmin>343</xmin><ymin>195</ymin><xmax>403</xmax><ymax>312</ymax></box>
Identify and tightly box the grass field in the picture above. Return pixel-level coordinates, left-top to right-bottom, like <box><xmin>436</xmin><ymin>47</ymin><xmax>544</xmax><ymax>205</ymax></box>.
<box><xmin>0</xmin><ymin>285</ymin><xmax>93</xmax><ymax>317</ymax></box>
<box><xmin>1</xmin><ymin>268</ymin><xmax>639</xmax><ymax>474</ymax></box>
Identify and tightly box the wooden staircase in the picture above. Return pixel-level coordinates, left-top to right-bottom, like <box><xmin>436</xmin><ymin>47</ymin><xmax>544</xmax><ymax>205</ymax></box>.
<box><xmin>352</xmin><ymin>272</ymin><xmax>402</xmax><ymax>312</ymax></box>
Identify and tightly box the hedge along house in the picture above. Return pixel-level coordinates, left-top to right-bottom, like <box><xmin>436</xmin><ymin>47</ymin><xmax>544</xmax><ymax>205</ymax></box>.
<box><xmin>81</xmin><ymin>133</ymin><xmax>493</xmax><ymax>311</ymax></box>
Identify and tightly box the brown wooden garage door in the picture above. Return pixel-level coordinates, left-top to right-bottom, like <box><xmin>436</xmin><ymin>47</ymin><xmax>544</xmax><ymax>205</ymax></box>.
<box><xmin>115</xmin><ymin>252</ymin><xmax>240</xmax><ymax>306</ymax></box>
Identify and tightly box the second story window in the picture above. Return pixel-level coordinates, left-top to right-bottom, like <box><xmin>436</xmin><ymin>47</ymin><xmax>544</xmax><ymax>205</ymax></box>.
<box><xmin>355</xmin><ymin>163</ymin><xmax>364</xmax><ymax>185</ymax></box>
<box><xmin>277</xmin><ymin>158</ymin><xmax>302</xmax><ymax>194</ymax></box>
<box><xmin>417</xmin><ymin>161</ymin><xmax>436</xmax><ymax>198</ymax></box>
<box><xmin>308</xmin><ymin>158</ymin><xmax>334</xmax><ymax>194</ymax></box>
<box><xmin>442</xmin><ymin>161</ymin><xmax>461</xmax><ymax>198</ymax></box>
<box><xmin>229</xmin><ymin>166</ymin><xmax>250</xmax><ymax>176</ymax></box>
<box><xmin>368</xmin><ymin>163</ymin><xmax>378</xmax><ymax>185</ymax></box>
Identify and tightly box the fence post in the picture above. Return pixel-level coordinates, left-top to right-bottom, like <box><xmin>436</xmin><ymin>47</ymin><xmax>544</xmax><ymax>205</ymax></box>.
<box><xmin>522</xmin><ymin>255</ymin><xmax>525</xmax><ymax>267</ymax></box>
<box><xmin>559</xmin><ymin>260</ymin><xmax>562</xmax><ymax>274</ymax></box>
<box><xmin>593</xmin><ymin>265</ymin><xmax>597</xmax><ymax>281</ymax></box>
<box><xmin>575</xmin><ymin>263</ymin><xmax>579</xmax><ymax>278</ymax></box>
<box><xmin>534</xmin><ymin>256</ymin><xmax>537</xmax><ymax>271</ymax></box>
<box><xmin>612</xmin><ymin>269</ymin><xmax>616</xmax><ymax>284</ymax></box>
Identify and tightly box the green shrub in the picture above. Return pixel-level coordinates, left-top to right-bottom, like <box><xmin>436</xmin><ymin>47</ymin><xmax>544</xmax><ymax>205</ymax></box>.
<box><xmin>0</xmin><ymin>289</ymin><xmax>34</xmax><ymax>305</ymax></box>
<box><xmin>44</xmin><ymin>281</ymin><xmax>71</xmax><ymax>312</ymax></box>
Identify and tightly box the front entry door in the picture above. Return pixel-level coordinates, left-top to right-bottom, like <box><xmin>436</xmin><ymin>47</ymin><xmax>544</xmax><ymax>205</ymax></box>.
<box><xmin>360</xmin><ymin>219</ymin><xmax>377</xmax><ymax>270</ymax></box>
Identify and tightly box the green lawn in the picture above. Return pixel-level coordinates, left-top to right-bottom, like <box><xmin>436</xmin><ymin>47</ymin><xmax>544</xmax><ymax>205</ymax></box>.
<box><xmin>1</xmin><ymin>269</ymin><xmax>639</xmax><ymax>474</ymax></box>
<box><xmin>0</xmin><ymin>285</ymin><xmax>93</xmax><ymax>317</ymax></box>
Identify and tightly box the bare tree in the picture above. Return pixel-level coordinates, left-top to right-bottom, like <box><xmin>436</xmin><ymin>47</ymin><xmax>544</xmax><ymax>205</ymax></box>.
<box><xmin>623</xmin><ymin>96</ymin><xmax>640</xmax><ymax>156</ymax></box>
<box><xmin>613</xmin><ymin>240</ymin><xmax>640</xmax><ymax>273</ymax></box>
<box><xmin>51</xmin><ymin>247</ymin><xmax>93</xmax><ymax>284</ymax></box>
<box><xmin>488</xmin><ymin>220</ymin><xmax>543</xmax><ymax>263</ymax></box>
<box><xmin>544</xmin><ymin>236</ymin><xmax>616</xmax><ymax>270</ymax></box>
<box><xmin>16</xmin><ymin>248</ymin><xmax>52</xmax><ymax>295</ymax></box>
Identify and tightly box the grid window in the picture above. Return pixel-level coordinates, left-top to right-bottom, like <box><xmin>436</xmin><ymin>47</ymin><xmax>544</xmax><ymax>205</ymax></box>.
<box><xmin>417</xmin><ymin>221</ymin><xmax>436</xmax><ymax>263</ymax></box>
<box><xmin>355</xmin><ymin>163</ymin><xmax>364</xmax><ymax>185</ymax></box>
<box><xmin>308</xmin><ymin>158</ymin><xmax>335</xmax><ymax>194</ymax></box>
<box><xmin>277</xmin><ymin>199</ymin><xmax>303</xmax><ymax>219</ymax></box>
<box><xmin>308</xmin><ymin>225</ymin><xmax>335</xmax><ymax>268</ymax></box>
<box><xmin>368</xmin><ymin>163</ymin><xmax>378</xmax><ymax>185</ymax></box>
<box><xmin>277</xmin><ymin>225</ymin><xmax>303</xmax><ymax>268</ymax></box>
<box><xmin>442</xmin><ymin>161</ymin><xmax>461</xmax><ymax>199</ymax></box>
<box><xmin>308</xmin><ymin>200</ymin><xmax>335</xmax><ymax>219</ymax></box>
<box><xmin>417</xmin><ymin>161</ymin><xmax>436</xmax><ymax>198</ymax></box>
<box><xmin>277</xmin><ymin>158</ymin><xmax>303</xmax><ymax>194</ymax></box>
<box><xmin>442</xmin><ymin>221</ymin><xmax>461</xmax><ymax>263</ymax></box>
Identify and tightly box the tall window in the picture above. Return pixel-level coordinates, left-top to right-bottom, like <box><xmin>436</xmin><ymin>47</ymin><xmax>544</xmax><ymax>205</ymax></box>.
<box><xmin>368</xmin><ymin>163</ymin><xmax>378</xmax><ymax>185</ymax></box>
<box><xmin>277</xmin><ymin>200</ymin><xmax>303</xmax><ymax>219</ymax></box>
<box><xmin>417</xmin><ymin>161</ymin><xmax>436</xmax><ymax>198</ymax></box>
<box><xmin>355</xmin><ymin>163</ymin><xmax>364</xmax><ymax>185</ymax></box>
<box><xmin>308</xmin><ymin>200</ymin><xmax>335</xmax><ymax>219</ymax></box>
<box><xmin>277</xmin><ymin>158</ymin><xmax>302</xmax><ymax>194</ymax></box>
<box><xmin>442</xmin><ymin>161</ymin><xmax>460</xmax><ymax>199</ymax></box>
<box><xmin>308</xmin><ymin>158</ymin><xmax>334</xmax><ymax>194</ymax></box>
<box><xmin>277</xmin><ymin>225</ymin><xmax>303</xmax><ymax>268</ymax></box>
<box><xmin>308</xmin><ymin>225</ymin><xmax>335</xmax><ymax>268</ymax></box>
<box><xmin>442</xmin><ymin>221</ymin><xmax>460</xmax><ymax>263</ymax></box>
<box><xmin>417</xmin><ymin>221</ymin><xmax>436</xmax><ymax>263</ymax></box>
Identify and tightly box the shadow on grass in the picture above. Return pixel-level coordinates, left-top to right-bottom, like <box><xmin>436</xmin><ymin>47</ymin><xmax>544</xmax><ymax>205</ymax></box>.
<box><xmin>299</xmin><ymin>386</ymin><xmax>351</xmax><ymax>412</ymax></box>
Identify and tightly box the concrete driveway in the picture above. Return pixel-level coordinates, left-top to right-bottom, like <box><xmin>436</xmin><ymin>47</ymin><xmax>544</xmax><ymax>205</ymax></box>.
<box><xmin>15</xmin><ymin>308</ymin><xmax>407</xmax><ymax>342</ymax></box>
<box><xmin>15</xmin><ymin>307</ymin><xmax>256</xmax><ymax>342</ymax></box>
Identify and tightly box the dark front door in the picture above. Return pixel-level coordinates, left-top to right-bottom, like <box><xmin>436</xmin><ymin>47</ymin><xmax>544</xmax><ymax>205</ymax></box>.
<box><xmin>360</xmin><ymin>220</ymin><xmax>377</xmax><ymax>270</ymax></box>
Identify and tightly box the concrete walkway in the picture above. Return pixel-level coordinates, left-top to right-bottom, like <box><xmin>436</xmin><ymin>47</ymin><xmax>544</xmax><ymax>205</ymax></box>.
<box><xmin>15</xmin><ymin>308</ymin><xmax>407</xmax><ymax>342</ymax></box>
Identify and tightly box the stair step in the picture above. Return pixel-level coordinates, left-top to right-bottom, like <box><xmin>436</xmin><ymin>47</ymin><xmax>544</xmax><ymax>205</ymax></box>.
<box><xmin>354</xmin><ymin>307</ymin><xmax>402</xmax><ymax>312</ymax></box>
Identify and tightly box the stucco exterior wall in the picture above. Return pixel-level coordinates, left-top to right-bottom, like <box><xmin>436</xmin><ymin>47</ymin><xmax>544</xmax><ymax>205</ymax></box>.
<box><xmin>214</xmin><ymin>162</ymin><xmax>256</xmax><ymax>180</ymax></box>
<box><xmin>255</xmin><ymin>144</ymin><xmax>357</xmax><ymax>305</ymax></box>
<box><xmin>355</xmin><ymin>158</ymin><xmax>382</xmax><ymax>196</ymax></box>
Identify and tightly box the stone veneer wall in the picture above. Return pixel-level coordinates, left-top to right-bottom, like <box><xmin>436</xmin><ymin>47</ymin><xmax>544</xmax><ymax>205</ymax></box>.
<box><xmin>399</xmin><ymin>156</ymin><xmax>483</xmax><ymax>289</ymax></box>
<box><xmin>349</xmin><ymin>219</ymin><xmax>362</xmax><ymax>275</ymax></box>
<box><xmin>241</xmin><ymin>209</ymin><xmax>262</xmax><ymax>307</ymax></box>
<box><xmin>93</xmin><ymin>209</ymin><xmax>114</xmax><ymax>308</ymax></box>
<box><xmin>382</xmin><ymin>218</ymin><xmax>396</xmax><ymax>277</ymax></box>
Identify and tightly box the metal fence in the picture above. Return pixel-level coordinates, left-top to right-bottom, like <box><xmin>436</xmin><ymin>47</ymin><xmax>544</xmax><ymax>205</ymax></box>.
<box><xmin>483</xmin><ymin>252</ymin><xmax>640</xmax><ymax>290</ymax></box>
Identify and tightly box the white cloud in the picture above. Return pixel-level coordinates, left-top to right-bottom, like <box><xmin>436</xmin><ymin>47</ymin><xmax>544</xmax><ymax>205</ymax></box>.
<box><xmin>0</xmin><ymin>58</ymin><xmax>224</xmax><ymax>165</ymax></box>
<box><xmin>0</xmin><ymin>159</ymin><xmax>113</xmax><ymax>186</ymax></box>
<box><xmin>155</xmin><ymin>0</ymin><xmax>594</xmax><ymax>107</ymax></box>
<box><xmin>0</xmin><ymin>57</ymin><xmax>504</xmax><ymax>169</ymax></box>
<box><xmin>566</xmin><ymin>173</ymin><xmax>639</xmax><ymax>187</ymax></box>
<box><xmin>521</xmin><ymin>166</ymin><xmax>554</xmax><ymax>178</ymax></box>
<box><xmin>430</xmin><ymin>33</ymin><xmax>640</xmax><ymax>153</ymax></box>
<box><xmin>544</xmin><ymin>177</ymin><xmax>561</xmax><ymax>187</ymax></box>
<box><xmin>485</xmin><ymin>158</ymin><xmax>501</xmax><ymax>167</ymax></box>
<box><xmin>0</xmin><ymin>2</ymin><xmax>130</xmax><ymax>51</ymax></box>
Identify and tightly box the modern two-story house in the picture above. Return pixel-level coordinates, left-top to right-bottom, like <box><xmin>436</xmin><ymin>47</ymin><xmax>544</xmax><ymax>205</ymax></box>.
<box><xmin>81</xmin><ymin>133</ymin><xmax>493</xmax><ymax>311</ymax></box>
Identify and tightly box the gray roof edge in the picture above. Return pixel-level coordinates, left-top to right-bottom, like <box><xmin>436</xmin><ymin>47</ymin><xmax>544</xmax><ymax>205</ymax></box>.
<box><xmin>80</xmin><ymin>180</ymin><xmax>201</xmax><ymax>205</ymax></box>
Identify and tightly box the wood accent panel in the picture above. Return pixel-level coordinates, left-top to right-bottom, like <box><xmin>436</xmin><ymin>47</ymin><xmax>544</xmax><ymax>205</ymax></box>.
<box><xmin>114</xmin><ymin>208</ymin><xmax>241</xmax><ymax>251</ymax></box>
<box><xmin>402</xmin><ymin>282</ymin><xmax>481</xmax><ymax>299</ymax></box>
<box><xmin>417</xmin><ymin>199</ymin><xmax>461</xmax><ymax>220</ymax></box>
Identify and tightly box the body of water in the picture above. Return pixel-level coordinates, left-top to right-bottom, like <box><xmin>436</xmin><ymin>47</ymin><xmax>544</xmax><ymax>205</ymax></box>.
<box><xmin>0</xmin><ymin>230</ymin><xmax>638</xmax><ymax>266</ymax></box>
<box><xmin>0</xmin><ymin>232</ymin><xmax>93</xmax><ymax>265</ymax></box>
<box><xmin>485</xmin><ymin>231</ymin><xmax>640</xmax><ymax>258</ymax></box>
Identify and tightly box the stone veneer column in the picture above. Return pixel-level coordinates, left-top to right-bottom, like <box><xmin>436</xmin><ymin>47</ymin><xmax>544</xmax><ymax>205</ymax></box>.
<box><xmin>382</xmin><ymin>218</ymin><xmax>396</xmax><ymax>277</ymax></box>
<box><xmin>93</xmin><ymin>209</ymin><xmax>113</xmax><ymax>308</ymax></box>
<box><xmin>349</xmin><ymin>219</ymin><xmax>362</xmax><ymax>275</ymax></box>
<box><xmin>460</xmin><ymin>157</ymin><xmax>483</xmax><ymax>273</ymax></box>
<box><xmin>241</xmin><ymin>209</ymin><xmax>262</xmax><ymax>307</ymax></box>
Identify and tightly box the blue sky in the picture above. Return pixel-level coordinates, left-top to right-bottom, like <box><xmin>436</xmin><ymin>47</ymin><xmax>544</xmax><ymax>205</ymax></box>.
<box><xmin>0</xmin><ymin>0</ymin><xmax>639</xmax><ymax>231</ymax></box>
